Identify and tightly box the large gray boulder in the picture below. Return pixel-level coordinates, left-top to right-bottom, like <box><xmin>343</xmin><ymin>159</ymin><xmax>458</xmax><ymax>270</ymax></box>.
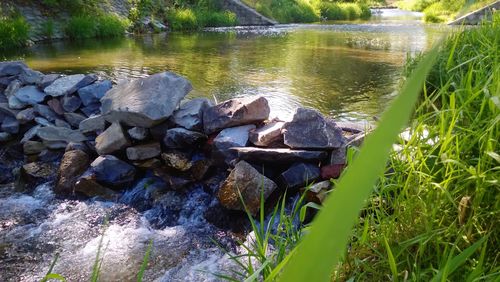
<box><xmin>217</xmin><ymin>160</ymin><xmax>277</xmax><ymax>215</ymax></box>
<box><xmin>282</xmin><ymin>108</ymin><xmax>345</xmax><ymax>149</ymax></box>
<box><xmin>101</xmin><ymin>72</ymin><xmax>192</xmax><ymax>128</ymax></box>
<box><xmin>95</xmin><ymin>123</ymin><xmax>131</xmax><ymax>155</ymax></box>
<box><xmin>171</xmin><ymin>98</ymin><xmax>213</xmax><ymax>131</ymax></box>
<box><xmin>44</xmin><ymin>74</ymin><xmax>97</xmax><ymax>97</ymax></box>
<box><xmin>203</xmin><ymin>96</ymin><xmax>270</xmax><ymax>134</ymax></box>
<box><xmin>14</xmin><ymin>86</ymin><xmax>46</xmax><ymax>105</ymax></box>
<box><xmin>278</xmin><ymin>162</ymin><xmax>320</xmax><ymax>190</ymax></box>
<box><xmin>232</xmin><ymin>147</ymin><xmax>327</xmax><ymax>163</ymax></box>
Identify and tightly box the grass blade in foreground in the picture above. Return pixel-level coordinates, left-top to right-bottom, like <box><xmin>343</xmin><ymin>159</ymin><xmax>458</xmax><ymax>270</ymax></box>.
<box><xmin>277</xmin><ymin>47</ymin><xmax>440</xmax><ymax>282</ymax></box>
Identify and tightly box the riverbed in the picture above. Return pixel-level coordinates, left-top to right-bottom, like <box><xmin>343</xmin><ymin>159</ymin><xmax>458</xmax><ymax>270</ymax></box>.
<box><xmin>1</xmin><ymin>9</ymin><xmax>449</xmax><ymax>282</ymax></box>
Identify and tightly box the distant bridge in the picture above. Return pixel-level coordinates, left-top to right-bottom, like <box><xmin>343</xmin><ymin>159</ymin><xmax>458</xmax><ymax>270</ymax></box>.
<box><xmin>449</xmin><ymin>1</ymin><xmax>499</xmax><ymax>25</ymax></box>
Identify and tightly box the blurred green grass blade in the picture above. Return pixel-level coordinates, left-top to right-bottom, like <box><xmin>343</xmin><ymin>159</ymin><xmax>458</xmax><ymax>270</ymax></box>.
<box><xmin>41</xmin><ymin>273</ymin><xmax>67</xmax><ymax>281</ymax></box>
<box><xmin>137</xmin><ymin>239</ymin><xmax>153</xmax><ymax>282</ymax></box>
<box><xmin>431</xmin><ymin>237</ymin><xmax>487</xmax><ymax>282</ymax></box>
<box><xmin>383</xmin><ymin>236</ymin><xmax>399</xmax><ymax>282</ymax></box>
<box><xmin>278</xmin><ymin>46</ymin><xmax>440</xmax><ymax>282</ymax></box>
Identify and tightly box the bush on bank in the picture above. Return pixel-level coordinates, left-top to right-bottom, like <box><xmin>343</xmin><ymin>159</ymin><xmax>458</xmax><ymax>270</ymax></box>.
<box><xmin>166</xmin><ymin>8</ymin><xmax>238</xmax><ymax>31</ymax></box>
<box><xmin>0</xmin><ymin>15</ymin><xmax>30</xmax><ymax>50</ymax></box>
<box><xmin>396</xmin><ymin>0</ymin><xmax>496</xmax><ymax>23</ymax></box>
<box><xmin>242</xmin><ymin>0</ymin><xmax>372</xmax><ymax>23</ymax></box>
<box><xmin>65</xmin><ymin>14</ymin><xmax>130</xmax><ymax>40</ymax></box>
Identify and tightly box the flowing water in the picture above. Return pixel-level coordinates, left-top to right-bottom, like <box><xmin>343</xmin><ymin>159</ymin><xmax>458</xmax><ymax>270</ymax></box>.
<box><xmin>1</xmin><ymin>9</ymin><xmax>449</xmax><ymax>281</ymax></box>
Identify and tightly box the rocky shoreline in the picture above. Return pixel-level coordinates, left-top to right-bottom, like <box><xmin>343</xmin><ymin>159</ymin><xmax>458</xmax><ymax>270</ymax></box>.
<box><xmin>0</xmin><ymin>60</ymin><xmax>369</xmax><ymax>217</ymax></box>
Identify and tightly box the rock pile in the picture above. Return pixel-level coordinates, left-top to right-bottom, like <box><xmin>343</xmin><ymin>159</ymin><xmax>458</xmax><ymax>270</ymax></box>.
<box><xmin>0</xmin><ymin>61</ymin><xmax>369</xmax><ymax>215</ymax></box>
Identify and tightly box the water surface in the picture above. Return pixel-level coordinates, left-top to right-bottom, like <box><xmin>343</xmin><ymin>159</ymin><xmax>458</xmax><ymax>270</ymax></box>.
<box><xmin>5</xmin><ymin>9</ymin><xmax>447</xmax><ymax>120</ymax></box>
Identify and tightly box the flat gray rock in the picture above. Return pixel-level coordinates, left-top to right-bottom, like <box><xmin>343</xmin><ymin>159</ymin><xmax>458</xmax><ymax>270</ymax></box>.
<box><xmin>64</xmin><ymin>112</ymin><xmax>86</xmax><ymax>128</ymax></box>
<box><xmin>95</xmin><ymin>123</ymin><xmax>131</xmax><ymax>155</ymax></box>
<box><xmin>249</xmin><ymin>121</ymin><xmax>284</xmax><ymax>147</ymax></box>
<box><xmin>171</xmin><ymin>98</ymin><xmax>213</xmax><ymax>131</ymax></box>
<box><xmin>44</xmin><ymin>74</ymin><xmax>96</xmax><ymax>97</ymax></box>
<box><xmin>127</xmin><ymin>127</ymin><xmax>149</xmax><ymax>141</ymax></box>
<box><xmin>16</xmin><ymin>108</ymin><xmax>35</xmax><ymax>123</ymax></box>
<box><xmin>1</xmin><ymin>116</ymin><xmax>19</xmax><ymax>134</ymax></box>
<box><xmin>0</xmin><ymin>61</ymin><xmax>28</xmax><ymax>77</ymax></box>
<box><xmin>213</xmin><ymin>124</ymin><xmax>255</xmax><ymax>163</ymax></box>
<box><xmin>101</xmin><ymin>72</ymin><xmax>192</xmax><ymax>128</ymax></box>
<box><xmin>203</xmin><ymin>96</ymin><xmax>270</xmax><ymax>134</ymax></box>
<box><xmin>34</xmin><ymin>104</ymin><xmax>58</xmax><ymax>122</ymax></box>
<box><xmin>37</xmin><ymin>126</ymin><xmax>87</xmax><ymax>143</ymax></box>
<box><xmin>126</xmin><ymin>142</ymin><xmax>161</xmax><ymax>161</ymax></box>
<box><xmin>232</xmin><ymin>147</ymin><xmax>327</xmax><ymax>163</ymax></box>
<box><xmin>282</xmin><ymin>107</ymin><xmax>345</xmax><ymax>149</ymax></box>
<box><xmin>79</xmin><ymin>115</ymin><xmax>107</xmax><ymax>133</ymax></box>
<box><xmin>8</xmin><ymin>95</ymin><xmax>28</xmax><ymax>110</ymax></box>
<box><xmin>14</xmin><ymin>86</ymin><xmax>46</xmax><ymax>105</ymax></box>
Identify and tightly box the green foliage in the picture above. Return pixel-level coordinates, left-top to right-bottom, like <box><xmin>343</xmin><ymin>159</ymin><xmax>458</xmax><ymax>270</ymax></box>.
<box><xmin>0</xmin><ymin>16</ymin><xmax>30</xmax><ymax>50</ymax></box>
<box><xmin>65</xmin><ymin>14</ymin><xmax>128</xmax><ymax>40</ymax></box>
<box><xmin>166</xmin><ymin>8</ymin><xmax>238</xmax><ymax>31</ymax></box>
<box><xmin>97</xmin><ymin>15</ymin><xmax>130</xmax><ymax>38</ymax></box>
<box><xmin>396</xmin><ymin>0</ymin><xmax>497</xmax><ymax>23</ymax></box>
<box><xmin>320</xmin><ymin>2</ymin><xmax>371</xmax><ymax>20</ymax></box>
<box><xmin>41</xmin><ymin>19</ymin><xmax>55</xmax><ymax>39</ymax></box>
<box><xmin>41</xmin><ymin>0</ymin><xmax>99</xmax><ymax>15</ymax></box>
<box><xmin>65</xmin><ymin>15</ymin><xmax>97</xmax><ymax>39</ymax></box>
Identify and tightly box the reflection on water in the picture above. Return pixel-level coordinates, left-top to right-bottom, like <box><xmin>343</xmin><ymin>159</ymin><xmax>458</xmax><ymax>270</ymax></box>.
<box><xmin>4</xmin><ymin>9</ymin><xmax>447</xmax><ymax>120</ymax></box>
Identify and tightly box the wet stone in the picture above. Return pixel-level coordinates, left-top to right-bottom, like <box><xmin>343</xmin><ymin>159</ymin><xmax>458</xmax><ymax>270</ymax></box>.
<box><xmin>55</xmin><ymin>149</ymin><xmax>90</xmax><ymax>195</ymax></box>
<box><xmin>16</xmin><ymin>161</ymin><xmax>58</xmax><ymax>192</ymax></box>
<box><xmin>163</xmin><ymin>128</ymin><xmax>207</xmax><ymax>149</ymax></box>
<box><xmin>23</xmin><ymin>141</ymin><xmax>46</xmax><ymax>155</ymax></box>
<box><xmin>278</xmin><ymin>162</ymin><xmax>321</xmax><ymax>190</ymax></box>
<box><xmin>91</xmin><ymin>155</ymin><xmax>136</xmax><ymax>187</ymax></box>
<box><xmin>20</xmin><ymin>125</ymin><xmax>41</xmax><ymax>144</ymax></box>
<box><xmin>161</xmin><ymin>151</ymin><xmax>193</xmax><ymax>172</ymax></box>
<box><xmin>217</xmin><ymin>160</ymin><xmax>277</xmax><ymax>215</ymax></box>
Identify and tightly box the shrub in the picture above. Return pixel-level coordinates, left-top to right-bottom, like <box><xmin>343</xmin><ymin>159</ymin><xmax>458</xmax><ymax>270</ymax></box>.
<box><xmin>197</xmin><ymin>10</ymin><xmax>238</xmax><ymax>27</ymax></box>
<box><xmin>167</xmin><ymin>8</ymin><xmax>199</xmax><ymax>31</ymax></box>
<box><xmin>320</xmin><ymin>2</ymin><xmax>371</xmax><ymax>21</ymax></box>
<box><xmin>65</xmin><ymin>15</ymin><xmax>97</xmax><ymax>39</ymax></box>
<box><xmin>66</xmin><ymin>14</ymin><xmax>128</xmax><ymax>40</ymax></box>
<box><xmin>0</xmin><ymin>16</ymin><xmax>30</xmax><ymax>50</ymax></box>
<box><xmin>41</xmin><ymin>19</ymin><xmax>55</xmax><ymax>39</ymax></box>
<box><xmin>97</xmin><ymin>15</ymin><xmax>129</xmax><ymax>37</ymax></box>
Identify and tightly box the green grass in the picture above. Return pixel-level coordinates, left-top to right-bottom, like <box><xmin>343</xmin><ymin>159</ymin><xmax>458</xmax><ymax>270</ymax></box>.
<box><xmin>224</xmin><ymin>11</ymin><xmax>499</xmax><ymax>282</ymax></box>
<box><xmin>396</xmin><ymin>0</ymin><xmax>498</xmax><ymax>23</ymax></box>
<box><xmin>0</xmin><ymin>16</ymin><xmax>30</xmax><ymax>50</ymax></box>
<box><xmin>320</xmin><ymin>2</ymin><xmax>372</xmax><ymax>21</ymax></box>
<box><xmin>166</xmin><ymin>8</ymin><xmax>238</xmax><ymax>31</ymax></box>
<box><xmin>65</xmin><ymin>14</ymin><xmax>129</xmax><ymax>40</ymax></box>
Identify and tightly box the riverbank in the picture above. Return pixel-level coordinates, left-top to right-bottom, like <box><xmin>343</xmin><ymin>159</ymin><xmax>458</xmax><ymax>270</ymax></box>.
<box><xmin>395</xmin><ymin>0</ymin><xmax>498</xmax><ymax>23</ymax></box>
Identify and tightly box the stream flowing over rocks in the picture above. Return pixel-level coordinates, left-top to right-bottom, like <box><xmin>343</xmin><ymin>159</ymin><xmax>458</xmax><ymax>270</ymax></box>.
<box><xmin>0</xmin><ymin>61</ymin><xmax>370</xmax><ymax>281</ymax></box>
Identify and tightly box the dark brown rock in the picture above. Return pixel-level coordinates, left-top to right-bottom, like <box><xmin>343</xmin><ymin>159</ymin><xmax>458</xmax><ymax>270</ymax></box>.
<box><xmin>55</xmin><ymin>150</ymin><xmax>90</xmax><ymax>194</ymax></box>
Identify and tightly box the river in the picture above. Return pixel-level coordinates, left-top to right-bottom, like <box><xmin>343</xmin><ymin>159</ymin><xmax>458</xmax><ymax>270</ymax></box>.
<box><xmin>1</xmin><ymin>9</ymin><xmax>448</xmax><ymax>282</ymax></box>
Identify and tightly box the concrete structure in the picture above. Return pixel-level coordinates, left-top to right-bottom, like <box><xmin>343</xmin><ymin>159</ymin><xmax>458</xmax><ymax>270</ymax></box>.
<box><xmin>222</xmin><ymin>0</ymin><xmax>277</xmax><ymax>26</ymax></box>
<box><xmin>449</xmin><ymin>1</ymin><xmax>499</xmax><ymax>25</ymax></box>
